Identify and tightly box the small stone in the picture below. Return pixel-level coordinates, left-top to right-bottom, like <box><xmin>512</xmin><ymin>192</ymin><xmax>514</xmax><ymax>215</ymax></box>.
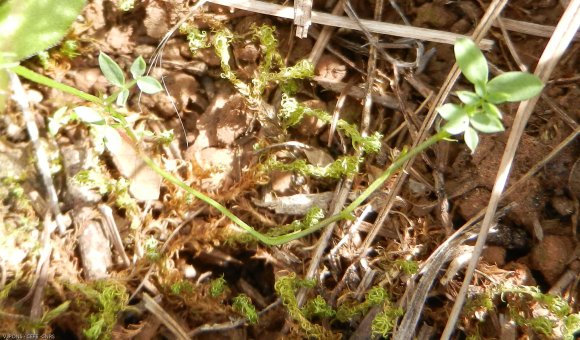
<box><xmin>530</xmin><ymin>235</ymin><xmax>574</xmax><ymax>284</ymax></box>
<box><xmin>315</xmin><ymin>54</ymin><xmax>347</xmax><ymax>83</ymax></box>
<box><xmin>551</xmin><ymin>195</ymin><xmax>575</xmax><ymax>216</ymax></box>
<box><xmin>105</xmin><ymin>26</ymin><xmax>135</xmax><ymax>54</ymax></box>
<box><xmin>145</xmin><ymin>3</ymin><xmax>169</xmax><ymax>39</ymax></box>
<box><xmin>481</xmin><ymin>246</ymin><xmax>506</xmax><ymax>266</ymax></box>
<box><xmin>194</xmin><ymin>147</ymin><xmax>235</xmax><ymax>191</ymax></box>
<box><xmin>271</xmin><ymin>171</ymin><xmax>294</xmax><ymax>195</ymax></box>
<box><xmin>414</xmin><ymin>3</ymin><xmax>458</xmax><ymax>29</ymax></box>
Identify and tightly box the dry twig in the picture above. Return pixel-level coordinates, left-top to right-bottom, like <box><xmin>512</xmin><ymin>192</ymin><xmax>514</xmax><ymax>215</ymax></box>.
<box><xmin>206</xmin><ymin>0</ymin><xmax>494</xmax><ymax>49</ymax></box>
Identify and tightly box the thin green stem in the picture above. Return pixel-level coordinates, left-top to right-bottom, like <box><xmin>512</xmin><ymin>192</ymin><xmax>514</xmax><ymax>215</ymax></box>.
<box><xmin>140</xmin><ymin>154</ymin><xmax>275</xmax><ymax>244</ymax></box>
<box><xmin>262</xmin><ymin>129</ymin><xmax>450</xmax><ymax>245</ymax></box>
<box><xmin>11</xmin><ymin>65</ymin><xmax>450</xmax><ymax>246</ymax></box>
<box><xmin>13</xmin><ymin>65</ymin><xmax>103</xmax><ymax>105</ymax></box>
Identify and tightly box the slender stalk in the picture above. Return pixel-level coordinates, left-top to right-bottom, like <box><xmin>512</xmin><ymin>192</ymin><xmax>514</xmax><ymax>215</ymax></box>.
<box><xmin>13</xmin><ymin>65</ymin><xmax>103</xmax><ymax>105</ymax></box>
<box><xmin>263</xmin><ymin>129</ymin><xmax>450</xmax><ymax>245</ymax></box>
<box><xmin>11</xmin><ymin>65</ymin><xmax>450</xmax><ymax>246</ymax></box>
<box><xmin>142</xmin><ymin>128</ymin><xmax>449</xmax><ymax>246</ymax></box>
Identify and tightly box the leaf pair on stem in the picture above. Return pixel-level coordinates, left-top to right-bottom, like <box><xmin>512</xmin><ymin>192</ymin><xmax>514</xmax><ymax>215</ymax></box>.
<box><xmin>98</xmin><ymin>52</ymin><xmax>163</xmax><ymax>107</ymax></box>
<box><xmin>438</xmin><ymin>38</ymin><xmax>544</xmax><ymax>153</ymax></box>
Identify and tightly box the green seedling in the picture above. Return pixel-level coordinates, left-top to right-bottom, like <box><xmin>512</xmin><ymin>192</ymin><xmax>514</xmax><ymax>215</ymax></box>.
<box><xmin>98</xmin><ymin>52</ymin><xmax>163</xmax><ymax>107</ymax></box>
<box><xmin>48</xmin><ymin>54</ymin><xmax>162</xmax><ymax>153</ymax></box>
<box><xmin>438</xmin><ymin>38</ymin><xmax>544</xmax><ymax>153</ymax></box>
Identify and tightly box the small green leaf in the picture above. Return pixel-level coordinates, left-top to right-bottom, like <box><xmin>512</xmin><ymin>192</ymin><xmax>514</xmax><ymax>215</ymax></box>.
<box><xmin>130</xmin><ymin>56</ymin><xmax>146</xmax><ymax>79</ymax></box>
<box><xmin>103</xmin><ymin>125</ymin><xmax>122</xmax><ymax>151</ymax></box>
<box><xmin>73</xmin><ymin>106</ymin><xmax>104</xmax><ymax>125</ymax></box>
<box><xmin>456</xmin><ymin>91</ymin><xmax>480</xmax><ymax>105</ymax></box>
<box><xmin>442</xmin><ymin>114</ymin><xmax>469</xmax><ymax>135</ymax></box>
<box><xmin>48</xmin><ymin>106</ymin><xmax>70</xmax><ymax>135</ymax></box>
<box><xmin>470</xmin><ymin>113</ymin><xmax>504</xmax><ymax>133</ymax></box>
<box><xmin>464</xmin><ymin>126</ymin><xmax>479</xmax><ymax>154</ymax></box>
<box><xmin>99</xmin><ymin>52</ymin><xmax>125</xmax><ymax>87</ymax></box>
<box><xmin>437</xmin><ymin>103</ymin><xmax>464</xmax><ymax>121</ymax></box>
<box><xmin>475</xmin><ymin>82</ymin><xmax>485</xmax><ymax>98</ymax></box>
<box><xmin>486</xmin><ymin>91</ymin><xmax>511</xmax><ymax>104</ymax></box>
<box><xmin>116</xmin><ymin>88</ymin><xmax>130</xmax><ymax>107</ymax></box>
<box><xmin>137</xmin><ymin>76</ymin><xmax>163</xmax><ymax>94</ymax></box>
<box><xmin>483</xmin><ymin>102</ymin><xmax>502</xmax><ymax>119</ymax></box>
<box><xmin>486</xmin><ymin>72</ymin><xmax>544</xmax><ymax>103</ymax></box>
<box><xmin>454</xmin><ymin>37</ymin><xmax>488</xmax><ymax>87</ymax></box>
<box><xmin>90</xmin><ymin>125</ymin><xmax>106</xmax><ymax>154</ymax></box>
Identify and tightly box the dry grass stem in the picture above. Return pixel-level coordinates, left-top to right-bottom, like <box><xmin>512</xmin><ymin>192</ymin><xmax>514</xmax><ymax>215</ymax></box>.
<box><xmin>496</xmin><ymin>17</ymin><xmax>580</xmax><ymax>40</ymax></box>
<box><xmin>293</xmin><ymin>0</ymin><xmax>313</xmax><ymax>38</ymax></box>
<box><xmin>207</xmin><ymin>0</ymin><xmax>494</xmax><ymax>49</ymax></box>
<box><xmin>142</xmin><ymin>293</ymin><xmax>190</xmax><ymax>340</ymax></box>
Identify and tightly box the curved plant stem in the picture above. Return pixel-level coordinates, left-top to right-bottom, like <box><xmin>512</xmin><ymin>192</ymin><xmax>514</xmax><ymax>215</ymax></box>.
<box><xmin>13</xmin><ymin>65</ymin><xmax>103</xmax><ymax>105</ymax></box>
<box><xmin>141</xmin><ymin>129</ymin><xmax>449</xmax><ymax>246</ymax></box>
<box><xmin>11</xmin><ymin>65</ymin><xmax>450</xmax><ymax>246</ymax></box>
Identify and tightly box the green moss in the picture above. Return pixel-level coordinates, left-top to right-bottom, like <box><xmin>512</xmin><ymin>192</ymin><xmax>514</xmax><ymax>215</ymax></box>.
<box><xmin>464</xmin><ymin>282</ymin><xmax>578</xmax><ymax>338</ymax></box>
<box><xmin>267</xmin><ymin>207</ymin><xmax>324</xmax><ymax>237</ymax></box>
<box><xmin>70</xmin><ymin>280</ymin><xmax>128</xmax><ymax>340</ymax></box>
<box><xmin>170</xmin><ymin>280</ymin><xmax>194</xmax><ymax>295</ymax></box>
<box><xmin>301</xmin><ymin>295</ymin><xmax>335</xmax><ymax>320</ymax></box>
<box><xmin>264</xmin><ymin>156</ymin><xmax>361</xmax><ymax>179</ymax></box>
<box><xmin>209</xmin><ymin>275</ymin><xmax>228</xmax><ymax>298</ymax></box>
<box><xmin>232</xmin><ymin>294</ymin><xmax>258</xmax><ymax>324</ymax></box>
<box><xmin>394</xmin><ymin>259</ymin><xmax>419</xmax><ymax>275</ymax></box>
<box><xmin>371</xmin><ymin>305</ymin><xmax>404</xmax><ymax>339</ymax></box>
<box><xmin>336</xmin><ymin>286</ymin><xmax>388</xmax><ymax>322</ymax></box>
<box><xmin>116</xmin><ymin>0</ymin><xmax>135</xmax><ymax>11</ymax></box>
<box><xmin>275</xmin><ymin>273</ymin><xmax>337</xmax><ymax>339</ymax></box>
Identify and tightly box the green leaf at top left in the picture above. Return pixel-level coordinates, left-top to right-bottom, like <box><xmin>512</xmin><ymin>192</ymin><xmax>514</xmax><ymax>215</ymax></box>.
<box><xmin>0</xmin><ymin>0</ymin><xmax>86</xmax><ymax>61</ymax></box>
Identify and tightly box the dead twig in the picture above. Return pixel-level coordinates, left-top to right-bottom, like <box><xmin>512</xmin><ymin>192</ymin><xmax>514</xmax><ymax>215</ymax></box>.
<box><xmin>313</xmin><ymin>76</ymin><xmax>399</xmax><ymax>109</ymax></box>
<box><xmin>30</xmin><ymin>213</ymin><xmax>55</xmax><ymax>320</ymax></box>
<box><xmin>307</xmin><ymin>0</ymin><xmax>345</xmax><ymax>65</ymax></box>
<box><xmin>495</xmin><ymin>17</ymin><xmax>580</xmax><ymax>40</ymax></box>
<box><xmin>294</xmin><ymin>0</ymin><xmax>313</xmax><ymax>38</ymax></box>
<box><xmin>296</xmin><ymin>179</ymin><xmax>352</xmax><ymax>307</ymax></box>
<box><xmin>142</xmin><ymin>293</ymin><xmax>190</xmax><ymax>340</ymax></box>
<box><xmin>188</xmin><ymin>299</ymin><xmax>281</xmax><ymax>337</ymax></box>
<box><xmin>206</xmin><ymin>0</ymin><xmax>494</xmax><ymax>49</ymax></box>
<box><xmin>7</xmin><ymin>71</ymin><xmax>66</xmax><ymax>234</ymax></box>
